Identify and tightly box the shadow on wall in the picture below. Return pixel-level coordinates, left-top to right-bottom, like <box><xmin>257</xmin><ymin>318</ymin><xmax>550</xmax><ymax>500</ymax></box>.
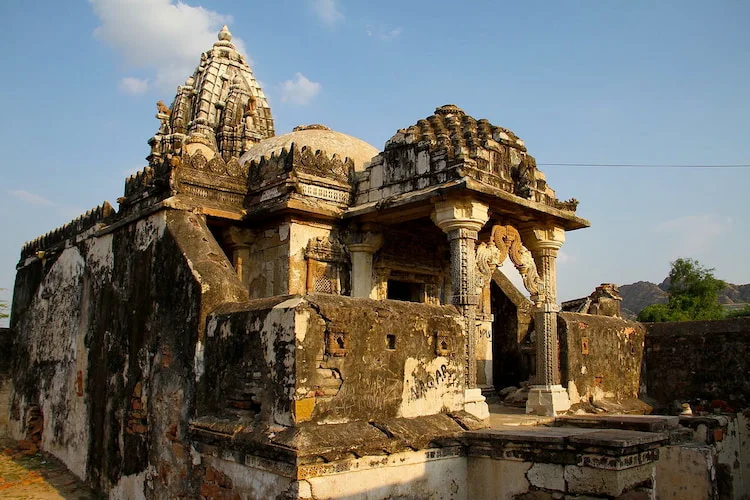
<box><xmin>641</xmin><ymin>317</ymin><xmax>750</xmax><ymax>413</ymax></box>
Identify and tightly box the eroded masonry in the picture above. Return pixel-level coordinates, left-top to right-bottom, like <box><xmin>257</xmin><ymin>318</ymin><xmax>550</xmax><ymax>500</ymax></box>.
<box><xmin>6</xmin><ymin>27</ymin><xmax>750</xmax><ymax>499</ymax></box>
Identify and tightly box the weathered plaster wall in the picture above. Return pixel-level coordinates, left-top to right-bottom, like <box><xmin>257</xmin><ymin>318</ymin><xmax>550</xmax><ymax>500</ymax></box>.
<box><xmin>643</xmin><ymin>317</ymin><xmax>750</xmax><ymax>411</ymax></box>
<box><xmin>305</xmin><ymin>449</ymin><xmax>466</xmax><ymax>500</ymax></box>
<box><xmin>10</xmin><ymin>209</ymin><xmax>247</xmax><ymax>498</ymax></box>
<box><xmin>245</xmin><ymin>221</ymin><xmax>292</xmax><ymax>299</ymax></box>
<box><xmin>657</xmin><ymin>413</ymin><xmax>750</xmax><ymax>500</ymax></box>
<box><xmin>200</xmin><ymin>295</ymin><xmax>466</xmax><ymax>425</ymax></box>
<box><xmin>558</xmin><ymin>313</ymin><xmax>645</xmax><ymax>405</ymax></box>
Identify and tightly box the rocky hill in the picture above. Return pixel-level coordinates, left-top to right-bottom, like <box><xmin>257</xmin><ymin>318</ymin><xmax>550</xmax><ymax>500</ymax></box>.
<box><xmin>619</xmin><ymin>278</ymin><xmax>750</xmax><ymax>319</ymax></box>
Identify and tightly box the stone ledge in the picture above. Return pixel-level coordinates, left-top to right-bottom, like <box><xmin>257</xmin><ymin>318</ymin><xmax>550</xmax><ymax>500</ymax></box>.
<box><xmin>463</xmin><ymin>426</ymin><xmax>667</xmax><ymax>464</ymax></box>
<box><xmin>556</xmin><ymin>414</ymin><xmax>679</xmax><ymax>433</ymax></box>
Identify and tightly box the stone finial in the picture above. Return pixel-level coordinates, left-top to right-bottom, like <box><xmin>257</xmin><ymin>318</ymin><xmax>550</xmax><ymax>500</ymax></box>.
<box><xmin>434</xmin><ymin>104</ymin><xmax>465</xmax><ymax>117</ymax></box>
<box><xmin>218</xmin><ymin>25</ymin><xmax>232</xmax><ymax>42</ymax></box>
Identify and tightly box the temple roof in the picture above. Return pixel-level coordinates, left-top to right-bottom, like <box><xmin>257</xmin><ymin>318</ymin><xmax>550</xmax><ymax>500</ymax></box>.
<box><xmin>240</xmin><ymin>125</ymin><xmax>379</xmax><ymax>172</ymax></box>
<box><xmin>386</xmin><ymin>104</ymin><xmax>526</xmax><ymax>158</ymax></box>
<box><xmin>148</xmin><ymin>26</ymin><xmax>274</xmax><ymax>163</ymax></box>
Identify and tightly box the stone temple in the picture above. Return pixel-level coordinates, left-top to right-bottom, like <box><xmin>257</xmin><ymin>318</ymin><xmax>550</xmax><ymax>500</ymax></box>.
<box><xmin>4</xmin><ymin>26</ymin><xmax>750</xmax><ymax>499</ymax></box>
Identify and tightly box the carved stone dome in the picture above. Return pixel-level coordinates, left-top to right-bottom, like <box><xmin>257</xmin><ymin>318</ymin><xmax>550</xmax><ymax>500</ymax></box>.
<box><xmin>240</xmin><ymin>125</ymin><xmax>379</xmax><ymax>171</ymax></box>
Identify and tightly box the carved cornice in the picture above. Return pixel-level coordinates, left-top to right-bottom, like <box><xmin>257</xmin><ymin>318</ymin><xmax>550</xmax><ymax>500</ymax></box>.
<box><xmin>21</xmin><ymin>202</ymin><xmax>116</xmax><ymax>259</ymax></box>
<box><xmin>174</xmin><ymin>150</ymin><xmax>249</xmax><ymax>209</ymax></box>
<box><xmin>246</xmin><ymin>143</ymin><xmax>355</xmax><ymax>208</ymax></box>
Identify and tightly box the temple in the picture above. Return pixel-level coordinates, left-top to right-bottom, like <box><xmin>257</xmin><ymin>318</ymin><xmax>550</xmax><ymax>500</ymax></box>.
<box><xmin>5</xmin><ymin>27</ymin><xmax>749</xmax><ymax>499</ymax></box>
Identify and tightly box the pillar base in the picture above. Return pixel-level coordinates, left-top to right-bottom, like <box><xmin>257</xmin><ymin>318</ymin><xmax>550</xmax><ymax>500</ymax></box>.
<box><xmin>464</xmin><ymin>388</ymin><xmax>490</xmax><ymax>421</ymax></box>
<box><xmin>525</xmin><ymin>385</ymin><xmax>570</xmax><ymax>416</ymax></box>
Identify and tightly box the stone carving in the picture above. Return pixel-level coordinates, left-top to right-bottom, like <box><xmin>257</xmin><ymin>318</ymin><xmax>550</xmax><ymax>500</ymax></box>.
<box><xmin>305</xmin><ymin>236</ymin><xmax>349</xmax><ymax>295</ymax></box>
<box><xmin>510</xmin><ymin>158</ymin><xmax>533</xmax><ymax>199</ymax></box>
<box><xmin>305</xmin><ymin>236</ymin><xmax>348</xmax><ymax>264</ymax></box>
<box><xmin>476</xmin><ymin>224</ymin><xmax>545</xmax><ymax>303</ymax></box>
<box><xmin>156</xmin><ymin>100</ymin><xmax>171</xmax><ymax>116</ymax></box>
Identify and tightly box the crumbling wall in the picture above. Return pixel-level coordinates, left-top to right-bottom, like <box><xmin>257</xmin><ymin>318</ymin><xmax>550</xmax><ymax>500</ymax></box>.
<box><xmin>558</xmin><ymin>312</ymin><xmax>645</xmax><ymax>405</ymax></box>
<box><xmin>10</xmin><ymin>209</ymin><xmax>247</xmax><ymax>498</ymax></box>
<box><xmin>642</xmin><ymin>317</ymin><xmax>750</xmax><ymax>411</ymax></box>
<box><xmin>199</xmin><ymin>295</ymin><xmax>466</xmax><ymax>426</ymax></box>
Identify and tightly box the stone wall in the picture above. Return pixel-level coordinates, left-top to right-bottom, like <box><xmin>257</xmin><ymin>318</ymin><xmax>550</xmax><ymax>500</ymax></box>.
<box><xmin>642</xmin><ymin>317</ymin><xmax>750</xmax><ymax>411</ymax></box>
<box><xmin>0</xmin><ymin>327</ymin><xmax>11</xmax><ymax>438</ymax></box>
<box><xmin>558</xmin><ymin>313</ymin><xmax>645</xmax><ymax>406</ymax></box>
<box><xmin>198</xmin><ymin>295</ymin><xmax>466</xmax><ymax>425</ymax></box>
<box><xmin>243</xmin><ymin>221</ymin><xmax>292</xmax><ymax>299</ymax></box>
<box><xmin>9</xmin><ymin>209</ymin><xmax>247</xmax><ymax>497</ymax></box>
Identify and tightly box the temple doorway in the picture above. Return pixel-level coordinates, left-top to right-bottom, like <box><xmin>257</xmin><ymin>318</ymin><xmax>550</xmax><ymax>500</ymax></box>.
<box><xmin>490</xmin><ymin>272</ymin><xmax>534</xmax><ymax>392</ymax></box>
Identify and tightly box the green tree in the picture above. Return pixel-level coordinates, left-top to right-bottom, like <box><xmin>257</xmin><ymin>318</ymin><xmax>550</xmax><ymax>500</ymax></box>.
<box><xmin>638</xmin><ymin>258</ymin><xmax>726</xmax><ymax>322</ymax></box>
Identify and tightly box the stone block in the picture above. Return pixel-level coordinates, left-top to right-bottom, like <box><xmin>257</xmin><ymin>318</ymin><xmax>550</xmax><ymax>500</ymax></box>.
<box><xmin>527</xmin><ymin>385</ymin><xmax>570</xmax><ymax>416</ymax></box>
<box><xmin>370</xmin><ymin>164</ymin><xmax>384</xmax><ymax>189</ymax></box>
<box><xmin>464</xmin><ymin>388</ymin><xmax>489</xmax><ymax>421</ymax></box>
<box><xmin>564</xmin><ymin>463</ymin><xmax>653</xmax><ymax>497</ymax></box>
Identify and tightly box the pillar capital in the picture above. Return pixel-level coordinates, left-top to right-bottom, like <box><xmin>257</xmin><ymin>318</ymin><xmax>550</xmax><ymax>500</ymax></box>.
<box><xmin>346</xmin><ymin>233</ymin><xmax>384</xmax><ymax>255</ymax></box>
<box><xmin>519</xmin><ymin>225</ymin><xmax>565</xmax><ymax>253</ymax></box>
<box><xmin>431</xmin><ymin>198</ymin><xmax>489</xmax><ymax>235</ymax></box>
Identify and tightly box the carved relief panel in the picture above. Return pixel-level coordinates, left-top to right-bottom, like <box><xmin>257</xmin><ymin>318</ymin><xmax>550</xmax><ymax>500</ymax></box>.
<box><xmin>305</xmin><ymin>236</ymin><xmax>349</xmax><ymax>295</ymax></box>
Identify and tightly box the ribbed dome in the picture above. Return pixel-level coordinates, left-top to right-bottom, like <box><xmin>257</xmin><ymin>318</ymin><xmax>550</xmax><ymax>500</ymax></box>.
<box><xmin>239</xmin><ymin>125</ymin><xmax>379</xmax><ymax>171</ymax></box>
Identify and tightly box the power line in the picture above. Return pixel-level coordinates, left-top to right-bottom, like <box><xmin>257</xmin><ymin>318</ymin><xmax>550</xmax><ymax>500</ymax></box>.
<box><xmin>537</xmin><ymin>163</ymin><xmax>750</xmax><ymax>168</ymax></box>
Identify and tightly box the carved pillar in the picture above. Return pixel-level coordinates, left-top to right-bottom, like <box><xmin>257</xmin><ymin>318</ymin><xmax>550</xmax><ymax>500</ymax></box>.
<box><xmin>521</xmin><ymin>226</ymin><xmax>569</xmax><ymax>416</ymax></box>
<box><xmin>347</xmin><ymin>230</ymin><xmax>384</xmax><ymax>299</ymax></box>
<box><xmin>432</xmin><ymin>199</ymin><xmax>489</xmax><ymax>387</ymax></box>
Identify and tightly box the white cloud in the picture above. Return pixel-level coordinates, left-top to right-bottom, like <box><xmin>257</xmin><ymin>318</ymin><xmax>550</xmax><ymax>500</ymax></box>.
<box><xmin>119</xmin><ymin>76</ymin><xmax>149</xmax><ymax>95</ymax></box>
<box><xmin>655</xmin><ymin>214</ymin><xmax>732</xmax><ymax>256</ymax></box>
<box><xmin>280</xmin><ymin>73</ymin><xmax>321</xmax><ymax>105</ymax></box>
<box><xmin>90</xmin><ymin>0</ymin><xmax>246</xmax><ymax>93</ymax></box>
<box><xmin>557</xmin><ymin>249</ymin><xmax>575</xmax><ymax>264</ymax></box>
<box><xmin>367</xmin><ymin>26</ymin><xmax>403</xmax><ymax>41</ymax></box>
<box><xmin>9</xmin><ymin>190</ymin><xmax>54</xmax><ymax>206</ymax></box>
<box><xmin>310</xmin><ymin>0</ymin><xmax>344</xmax><ymax>26</ymax></box>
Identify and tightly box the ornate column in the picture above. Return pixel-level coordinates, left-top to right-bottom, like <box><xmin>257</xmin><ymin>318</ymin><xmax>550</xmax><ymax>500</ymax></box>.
<box><xmin>347</xmin><ymin>228</ymin><xmax>384</xmax><ymax>299</ymax></box>
<box><xmin>521</xmin><ymin>226</ymin><xmax>569</xmax><ymax>416</ymax></box>
<box><xmin>432</xmin><ymin>198</ymin><xmax>489</xmax><ymax>422</ymax></box>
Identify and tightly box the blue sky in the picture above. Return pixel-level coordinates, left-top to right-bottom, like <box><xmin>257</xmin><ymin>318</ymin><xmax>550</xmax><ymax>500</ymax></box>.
<box><xmin>1</xmin><ymin>0</ymin><xmax>749</xmax><ymax>320</ymax></box>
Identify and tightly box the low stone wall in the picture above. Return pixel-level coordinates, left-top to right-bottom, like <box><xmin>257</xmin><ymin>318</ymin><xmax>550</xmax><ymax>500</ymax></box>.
<box><xmin>558</xmin><ymin>313</ymin><xmax>645</xmax><ymax>406</ymax></box>
<box><xmin>0</xmin><ymin>327</ymin><xmax>11</xmax><ymax>438</ymax></box>
<box><xmin>643</xmin><ymin>317</ymin><xmax>750</xmax><ymax>411</ymax></box>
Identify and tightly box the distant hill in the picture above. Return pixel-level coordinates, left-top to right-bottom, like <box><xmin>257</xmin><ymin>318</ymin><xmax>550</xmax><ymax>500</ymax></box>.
<box><xmin>618</xmin><ymin>279</ymin><xmax>750</xmax><ymax>319</ymax></box>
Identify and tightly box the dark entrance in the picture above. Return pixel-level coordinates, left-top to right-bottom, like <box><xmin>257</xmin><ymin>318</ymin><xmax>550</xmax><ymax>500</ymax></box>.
<box><xmin>490</xmin><ymin>275</ymin><xmax>534</xmax><ymax>391</ymax></box>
